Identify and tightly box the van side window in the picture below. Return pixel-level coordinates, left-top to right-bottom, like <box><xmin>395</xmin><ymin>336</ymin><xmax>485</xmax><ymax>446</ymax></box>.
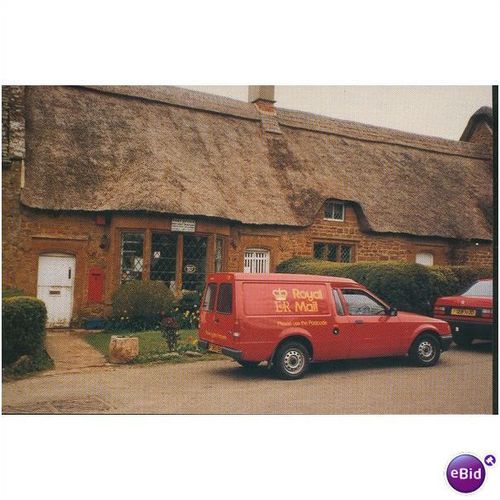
<box><xmin>216</xmin><ymin>283</ymin><xmax>233</xmax><ymax>314</ymax></box>
<box><xmin>202</xmin><ymin>283</ymin><xmax>217</xmax><ymax>311</ymax></box>
<box><xmin>332</xmin><ymin>289</ymin><xmax>345</xmax><ymax>315</ymax></box>
<box><xmin>341</xmin><ymin>289</ymin><xmax>386</xmax><ymax>316</ymax></box>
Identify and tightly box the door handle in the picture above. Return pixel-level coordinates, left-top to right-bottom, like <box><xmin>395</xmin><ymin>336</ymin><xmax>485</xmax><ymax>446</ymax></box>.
<box><xmin>68</xmin><ymin>268</ymin><xmax>72</xmax><ymax>279</ymax></box>
<box><xmin>354</xmin><ymin>319</ymin><xmax>364</xmax><ymax>324</ymax></box>
<box><xmin>214</xmin><ymin>317</ymin><xmax>219</xmax><ymax>323</ymax></box>
<box><xmin>332</xmin><ymin>327</ymin><xmax>340</xmax><ymax>335</ymax></box>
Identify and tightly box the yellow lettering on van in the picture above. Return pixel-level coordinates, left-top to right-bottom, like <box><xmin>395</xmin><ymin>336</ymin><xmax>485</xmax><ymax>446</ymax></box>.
<box><xmin>294</xmin><ymin>301</ymin><xmax>319</xmax><ymax>313</ymax></box>
<box><xmin>292</xmin><ymin>289</ymin><xmax>323</xmax><ymax>301</ymax></box>
<box><xmin>274</xmin><ymin>301</ymin><xmax>291</xmax><ymax>313</ymax></box>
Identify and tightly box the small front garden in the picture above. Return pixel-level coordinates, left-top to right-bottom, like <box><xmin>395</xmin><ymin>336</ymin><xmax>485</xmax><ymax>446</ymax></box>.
<box><xmin>85</xmin><ymin>328</ymin><xmax>224</xmax><ymax>364</ymax></box>
<box><xmin>83</xmin><ymin>280</ymin><xmax>223</xmax><ymax>364</ymax></box>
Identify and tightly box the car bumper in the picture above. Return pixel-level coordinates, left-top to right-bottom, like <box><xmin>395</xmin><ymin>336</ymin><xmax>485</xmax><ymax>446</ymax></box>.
<box><xmin>198</xmin><ymin>340</ymin><xmax>243</xmax><ymax>361</ymax></box>
<box><xmin>439</xmin><ymin>334</ymin><xmax>453</xmax><ymax>351</ymax></box>
<box><xmin>449</xmin><ymin>322</ymin><xmax>492</xmax><ymax>340</ymax></box>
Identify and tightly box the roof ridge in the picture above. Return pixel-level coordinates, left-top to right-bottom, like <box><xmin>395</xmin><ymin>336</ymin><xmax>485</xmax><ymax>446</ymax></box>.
<box><xmin>80</xmin><ymin>85</ymin><xmax>260</xmax><ymax>121</ymax></box>
<box><xmin>80</xmin><ymin>85</ymin><xmax>491</xmax><ymax>159</ymax></box>
<box><xmin>276</xmin><ymin>107</ymin><xmax>492</xmax><ymax>160</ymax></box>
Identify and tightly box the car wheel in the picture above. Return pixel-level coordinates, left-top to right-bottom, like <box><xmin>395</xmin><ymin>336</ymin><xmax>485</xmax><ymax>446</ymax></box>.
<box><xmin>409</xmin><ymin>334</ymin><xmax>441</xmax><ymax>367</ymax></box>
<box><xmin>452</xmin><ymin>331</ymin><xmax>473</xmax><ymax>348</ymax></box>
<box><xmin>273</xmin><ymin>341</ymin><xmax>310</xmax><ymax>380</ymax></box>
<box><xmin>237</xmin><ymin>360</ymin><xmax>260</xmax><ymax>369</ymax></box>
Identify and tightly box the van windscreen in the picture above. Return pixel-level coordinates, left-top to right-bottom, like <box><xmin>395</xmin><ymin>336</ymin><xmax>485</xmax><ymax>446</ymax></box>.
<box><xmin>202</xmin><ymin>283</ymin><xmax>217</xmax><ymax>311</ymax></box>
<box><xmin>216</xmin><ymin>283</ymin><xmax>233</xmax><ymax>314</ymax></box>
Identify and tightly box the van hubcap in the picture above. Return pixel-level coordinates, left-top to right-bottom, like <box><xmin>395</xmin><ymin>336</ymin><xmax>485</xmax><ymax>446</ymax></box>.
<box><xmin>418</xmin><ymin>340</ymin><xmax>435</xmax><ymax>361</ymax></box>
<box><xmin>283</xmin><ymin>349</ymin><xmax>305</xmax><ymax>374</ymax></box>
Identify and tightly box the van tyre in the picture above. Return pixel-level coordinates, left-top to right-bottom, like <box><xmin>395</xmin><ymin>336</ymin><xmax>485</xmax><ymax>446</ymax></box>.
<box><xmin>237</xmin><ymin>360</ymin><xmax>260</xmax><ymax>369</ymax></box>
<box><xmin>409</xmin><ymin>334</ymin><xmax>441</xmax><ymax>367</ymax></box>
<box><xmin>274</xmin><ymin>341</ymin><xmax>310</xmax><ymax>380</ymax></box>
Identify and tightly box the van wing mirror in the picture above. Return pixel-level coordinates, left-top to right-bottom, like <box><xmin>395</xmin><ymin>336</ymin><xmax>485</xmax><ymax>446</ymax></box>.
<box><xmin>386</xmin><ymin>306</ymin><xmax>398</xmax><ymax>317</ymax></box>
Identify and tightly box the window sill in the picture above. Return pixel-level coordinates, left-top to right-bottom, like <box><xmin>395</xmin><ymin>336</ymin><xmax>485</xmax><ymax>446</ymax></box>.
<box><xmin>323</xmin><ymin>218</ymin><xmax>344</xmax><ymax>222</ymax></box>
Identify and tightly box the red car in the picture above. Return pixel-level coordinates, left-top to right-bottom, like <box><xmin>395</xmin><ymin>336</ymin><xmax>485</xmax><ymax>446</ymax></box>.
<box><xmin>198</xmin><ymin>273</ymin><xmax>452</xmax><ymax>379</ymax></box>
<box><xmin>433</xmin><ymin>278</ymin><xmax>493</xmax><ymax>347</ymax></box>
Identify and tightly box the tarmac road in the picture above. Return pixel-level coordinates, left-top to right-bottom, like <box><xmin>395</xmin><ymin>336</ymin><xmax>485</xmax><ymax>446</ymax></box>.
<box><xmin>2</xmin><ymin>343</ymin><xmax>493</xmax><ymax>414</ymax></box>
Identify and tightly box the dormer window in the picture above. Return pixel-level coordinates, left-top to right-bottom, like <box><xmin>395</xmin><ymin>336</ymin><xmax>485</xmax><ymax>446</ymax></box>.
<box><xmin>324</xmin><ymin>200</ymin><xmax>345</xmax><ymax>221</ymax></box>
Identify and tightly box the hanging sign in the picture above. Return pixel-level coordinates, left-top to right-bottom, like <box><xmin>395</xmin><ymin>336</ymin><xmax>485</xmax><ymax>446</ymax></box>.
<box><xmin>184</xmin><ymin>264</ymin><xmax>197</xmax><ymax>274</ymax></box>
<box><xmin>171</xmin><ymin>219</ymin><xmax>196</xmax><ymax>232</ymax></box>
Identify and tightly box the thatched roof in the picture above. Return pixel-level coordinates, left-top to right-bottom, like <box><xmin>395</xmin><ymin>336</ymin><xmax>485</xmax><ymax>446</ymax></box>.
<box><xmin>460</xmin><ymin>106</ymin><xmax>493</xmax><ymax>141</ymax></box>
<box><xmin>21</xmin><ymin>86</ymin><xmax>493</xmax><ymax>241</ymax></box>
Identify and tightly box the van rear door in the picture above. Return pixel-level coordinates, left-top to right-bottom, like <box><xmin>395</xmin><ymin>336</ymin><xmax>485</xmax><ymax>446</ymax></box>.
<box><xmin>199</xmin><ymin>279</ymin><xmax>236</xmax><ymax>351</ymax></box>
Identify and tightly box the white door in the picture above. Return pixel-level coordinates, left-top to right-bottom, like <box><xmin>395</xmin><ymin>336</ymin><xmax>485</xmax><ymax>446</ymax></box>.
<box><xmin>37</xmin><ymin>254</ymin><xmax>76</xmax><ymax>327</ymax></box>
<box><xmin>244</xmin><ymin>249</ymin><xmax>270</xmax><ymax>273</ymax></box>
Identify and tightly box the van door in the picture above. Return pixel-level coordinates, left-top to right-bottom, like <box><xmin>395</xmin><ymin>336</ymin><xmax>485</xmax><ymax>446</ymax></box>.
<box><xmin>337</xmin><ymin>288</ymin><xmax>402</xmax><ymax>358</ymax></box>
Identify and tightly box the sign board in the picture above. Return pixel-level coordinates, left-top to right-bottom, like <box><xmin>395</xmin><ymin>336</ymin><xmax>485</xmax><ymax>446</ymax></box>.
<box><xmin>171</xmin><ymin>219</ymin><xmax>196</xmax><ymax>232</ymax></box>
<box><xmin>184</xmin><ymin>264</ymin><xmax>197</xmax><ymax>274</ymax></box>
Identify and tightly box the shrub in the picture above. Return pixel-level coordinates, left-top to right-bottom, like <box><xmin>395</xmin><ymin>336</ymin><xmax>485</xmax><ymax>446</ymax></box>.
<box><xmin>2</xmin><ymin>296</ymin><xmax>47</xmax><ymax>366</ymax></box>
<box><xmin>276</xmin><ymin>258</ymin><xmax>492</xmax><ymax>315</ymax></box>
<box><xmin>110</xmin><ymin>280</ymin><xmax>175</xmax><ymax>331</ymax></box>
<box><xmin>173</xmin><ymin>290</ymin><xmax>201</xmax><ymax>329</ymax></box>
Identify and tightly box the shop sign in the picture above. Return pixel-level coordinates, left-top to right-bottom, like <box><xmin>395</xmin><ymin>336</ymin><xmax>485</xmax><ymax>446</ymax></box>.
<box><xmin>184</xmin><ymin>264</ymin><xmax>197</xmax><ymax>274</ymax></box>
<box><xmin>171</xmin><ymin>219</ymin><xmax>196</xmax><ymax>232</ymax></box>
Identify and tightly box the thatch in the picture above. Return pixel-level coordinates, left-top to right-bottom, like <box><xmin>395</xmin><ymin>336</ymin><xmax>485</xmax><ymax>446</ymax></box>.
<box><xmin>21</xmin><ymin>86</ymin><xmax>493</xmax><ymax>241</ymax></box>
<box><xmin>460</xmin><ymin>106</ymin><xmax>493</xmax><ymax>141</ymax></box>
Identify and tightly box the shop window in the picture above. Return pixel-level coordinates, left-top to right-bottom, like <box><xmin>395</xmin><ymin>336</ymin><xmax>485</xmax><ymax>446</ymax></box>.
<box><xmin>244</xmin><ymin>249</ymin><xmax>270</xmax><ymax>273</ymax></box>
<box><xmin>150</xmin><ymin>233</ymin><xmax>177</xmax><ymax>287</ymax></box>
<box><xmin>182</xmin><ymin>235</ymin><xmax>208</xmax><ymax>291</ymax></box>
<box><xmin>120</xmin><ymin>232</ymin><xmax>144</xmax><ymax>282</ymax></box>
<box><xmin>324</xmin><ymin>200</ymin><xmax>345</xmax><ymax>221</ymax></box>
<box><xmin>314</xmin><ymin>242</ymin><xmax>354</xmax><ymax>263</ymax></box>
<box><xmin>215</xmin><ymin>237</ymin><xmax>224</xmax><ymax>272</ymax></box>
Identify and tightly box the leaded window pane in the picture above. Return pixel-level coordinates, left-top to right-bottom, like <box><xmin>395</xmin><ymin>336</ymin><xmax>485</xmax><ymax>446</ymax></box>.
<box><xmin>340</xmin><ymin>245</ymin><xmax>352</xmax><ymax>263</ymax></box>
<box><xmin>121</xmin><ymin>232</ymin><xmax>144</xmax><ymax>282</ymax></box>
<box><xmin>150</xmin><ymin>233</ymin><xmax>178</xmax><ymax>286</ymax></box>
<box><xmin>182</xmin><ymin>235</ymin><xmax>208</xmax><ymax>291</ymax></box>
<box><xmin>215</xmin><ymin>237</ymin><xmax>224</xmax><ymax>272</ymax></box>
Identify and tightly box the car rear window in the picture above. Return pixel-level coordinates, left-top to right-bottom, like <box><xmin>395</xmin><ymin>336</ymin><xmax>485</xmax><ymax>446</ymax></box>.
<box><xmin>202</xmin><ymin>283</ymin><xmax>217</xmax><ymax>311</ymax></box>
<box><xmin>216</xmin><ymin>283</ymin><xmax>233</xmax><ymax>314</ymax></box>
<box><xmin>462</xmin><ymin>280</ymin><xmax>492</xmax><ymax>297</ymax></box>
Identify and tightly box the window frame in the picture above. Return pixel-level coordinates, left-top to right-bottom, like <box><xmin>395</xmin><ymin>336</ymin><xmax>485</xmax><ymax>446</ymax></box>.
<box><xmin>243</xmin><ymin>248</ymin><xmax>270</xmax><ymax>273</ymax></box>
<box><xmin>324</xmin><ymin>200</ymin><xmax>345</xmax><ymax>222</ymax></box>
<box><xmin>313</xmin><ymin>241</ymin><xmax>355</xmax><ymax>263</ymax></box>
<box><xmin>119</xmin><ymin>230</ymin><xmax>145</xmax><ymax>283</ymax></box>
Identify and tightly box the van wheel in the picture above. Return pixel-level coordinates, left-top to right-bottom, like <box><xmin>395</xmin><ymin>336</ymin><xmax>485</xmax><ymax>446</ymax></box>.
<box><xmin>237</xmin><ymin>360</ymin><xmax>260</xmax><ymax>369</ymax></box>
<box><xmin>409</xmin><ymin>334</ymin><xmax>441</xmax><ymax>367</ymax></box>
<box><xmin>273</xmin><ymin>341</ymin><xmax>310</xmax><ymax>380</ymax></box>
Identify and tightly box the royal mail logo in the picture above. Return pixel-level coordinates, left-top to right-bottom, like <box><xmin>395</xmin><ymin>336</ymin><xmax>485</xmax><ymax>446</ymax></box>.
<box><xmin>273</xmin><ymin>288</ymin><xmax>288</xmax><ymax>301</ymax></box>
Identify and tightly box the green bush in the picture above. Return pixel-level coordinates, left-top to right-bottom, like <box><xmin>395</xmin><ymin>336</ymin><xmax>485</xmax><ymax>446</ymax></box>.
<box><xmin>276</xmin><ymin>257</ymin><xmax>492</xmax><ymax>315</ymax></box>
<box><xmin>2</xmin><ymin>296</ymin><xmax>48</xmax><ymax>366</ymax></box>
<box><xmin>110</xmin><ymin>280</ymin><xmax>175</xmax><ymax>331</ymax></box>
<box><xmin>2</xmin><ymin>287</ymin><xmax>26</xmax><ymax>298</ymax></box>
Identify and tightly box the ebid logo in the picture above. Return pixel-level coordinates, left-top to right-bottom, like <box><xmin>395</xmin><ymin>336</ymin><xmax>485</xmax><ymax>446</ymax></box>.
<box><xmin>446</xmin><ymin>454</ymin><xmax>495</xmax><ymax>493</ymax></box>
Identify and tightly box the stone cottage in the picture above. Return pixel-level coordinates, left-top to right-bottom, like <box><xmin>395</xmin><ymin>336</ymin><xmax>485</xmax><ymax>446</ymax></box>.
<box><xmin>2</xmin><ymin>86</ymin><xmax>493</xmax><ymax>326</ymax></box>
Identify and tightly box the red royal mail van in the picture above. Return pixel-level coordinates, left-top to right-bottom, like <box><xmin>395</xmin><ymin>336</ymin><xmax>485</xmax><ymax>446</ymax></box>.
<box><xmin>198</xmin><ymin>273</ymin><xmax>452</xmax><ymax>379</ymax></box>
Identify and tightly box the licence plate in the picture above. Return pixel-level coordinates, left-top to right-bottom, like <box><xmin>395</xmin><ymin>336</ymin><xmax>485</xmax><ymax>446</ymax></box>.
<box><xmin>451</xmin><ymin>308</ymin><xmax>476</xmax><ymax>317</ymax></box>
<box><xmin>208</xmin><ymin>343</ymin><xmax>222</xmax><ymax>353</ymax></box>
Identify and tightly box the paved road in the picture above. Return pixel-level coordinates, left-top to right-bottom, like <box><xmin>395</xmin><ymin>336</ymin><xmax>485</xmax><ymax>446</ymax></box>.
<box><xmin>3</xmin><ymin>343</ymin><xmax>493</xmax><ymax>414</ymax></box>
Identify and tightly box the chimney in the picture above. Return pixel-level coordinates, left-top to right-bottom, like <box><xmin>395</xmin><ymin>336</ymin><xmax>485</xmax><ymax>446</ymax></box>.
<box><xmin>248</xmin><ymin>85</ymin><xmax>281</xmax><ymax>134</ymax></box>
<box><xmin>248</xmin><ymin>85</ymin><xmax>275</xmax><ymax>103</ymax></box>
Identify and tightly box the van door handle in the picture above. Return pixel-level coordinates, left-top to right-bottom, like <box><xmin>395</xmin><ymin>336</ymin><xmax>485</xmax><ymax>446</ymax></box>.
<box><xmin>332</xmin><ymin>327</ymin><xmax>340</xmax><ymax>335</ymax></box>
<box><xmin>214</xmin><ymin>317</ymin><xmax>219</xmax><ymax>323</ymax></box>
<box><xmin>354</xmin><ymin>320</ymin><xmax>364</xmax><ymax>324</ymax></box>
